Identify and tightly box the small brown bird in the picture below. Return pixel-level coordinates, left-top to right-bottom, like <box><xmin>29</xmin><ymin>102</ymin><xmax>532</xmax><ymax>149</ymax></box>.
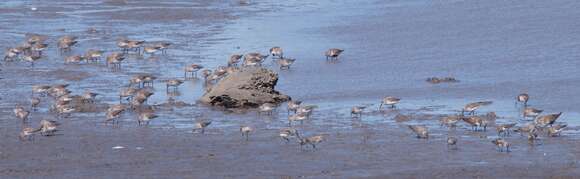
<box><xmin>106</xmin><ymin>52</ymin><xmax>125</xmax><ymax>69</ymax></box>
<box><xmin>57</xmin><ymin>35</ymin><xmax>78</xmax><ymax>53</ymax></box>
<box><xmin>514</xmin><ymin>123</ymin><xmax>537</xmax><ymax>136</ymax></box>
<box><xmin>516</xmin><ymin>93</ymin><xmax>529</xmax><ymax>106</ymax></box>
<box><xmin>117</xmin><ymin>38</ymin><xmax>130</xmax><ymax>52</ymax></box>
<box><xmin>119</xmin><ymin>87</ymin><xmax>138</xmax><ymax>103</ymax></box>
<box><xmin>523</xmin><ymin>107</ymin><xmax>543</xmax><ymax>120</ymax></box>
<box><xmin>39</xmin><ymin>120</ymin><xmax>59</xmax><ymax>136</ymax></box>
<box><xmin>84</xmin><ymin>49</ymin><xmax>104</xmax><ymax>62</ymax></box>
<box><xmin>447</xmin><ymin>137</ymin><xmax>458</xmax><ymax>149</ymax></box>
<box><xmin>142</xmin><ymin>46</ymin><xmax>160</xmax><ymax>56</ymax></box>
<box><xmin>22</xmin><ymin>54</ymin><xmax>42</xmax><ymax>67</ymax></box>
<box><xmin>184</xmin><ymin>64</ymin><xmax>204</xmax><ymax>78</ymax></box>
<box><xmin>287</xmin><ymin>100</ymin><xmax>302</xmax><ymax>115</ymax></box>
<box><xmin>4</xmin><ymin>47</ymin><xmax>21</xmax><ymax>61</ymax></box>
<box><xmin>19</xmin><ymin>127</ymin><xmax>41</xmax><ymax>141</ymax></box>
<box><xmin>31</xmin><ymin>43</ymin><xmax>48</xmax><ymax>56</ymax></box>
<box><xmin>106</xmin><ymin>107</ymin><xmax>125</xmax><ymax>124</ymax></box>
<box><xmin>277</xmin><ymin>58</ymin><xmax>296</xmax><ymax>69</ymax></box>
<box><xmin>228</xmin><ymin>54</ymin><xmax>243</xmax><ymax>67</ymax></box>
<box><xmin>270</xmin><ymin>46</ymin><xmax>284</xmax><ymax>58</ymax></box>
<box><xmin>153</xmin><ymin>42</ymin><xmax>171</xmax><ymax>55</ymax></box>
<box><xmin>14</xmin><ymin>106</ymin><xmax>30</xmax><ymax>122</ymax></box>
<box><xmin>547</xmin><ymin>123</ymin><xmax>567</xmax><ymax>137</ymax></box>
<box><xmin>462</xmin><ymin>116</ymin><xmax>488</xmax><ymax>131</ymax></box>
<box><xmin>31</xmin><ymin>85</ymin><xmax>51</xmax><ymax>97</ymax></box>
<box><xmin>408</xmin><ymin>125</ymin><xmax>429</xmax><ymax>139</ymax></box>
<box><xmin>258</xmin><ymin>103</ymin><xmax>276</xmax><ymax>115</ymax></box>
<box><xmin>350</xmin><ymin>106</ymin><xmax>366</xmax><ymax>118</ymax></box>
<box><xmin>279</xmin><ymin>128</ymin><xmax>298</xmax><ymax>142</ymax></box>
<box><xmin>201</xmin><ymin>69</ymin><xmax>212</xmax><ymax>82</ymax></box>
<box><xmin>379</xmin><ymin>96</ymin><xmax>400</xmax><ymax>110</ymax></box>
<box><xmin>534</xmin><ymin>112</ymin><xmax>562</xmax><ymax>128</ymax></box>
<box><xmin>440</xmin><ymin>115</ymin><xmax>460</xmax><ymax>129</ymax></box>
<box><xmin>138</xmin><ymin>111</ymin><xmax>158</xmax><ymax>126</ymax></box>
<box><xmin>64</xmin><ymin>55</ymin><xmax>84</xmax><ymax>64</ymax></box>
<box><xmin>491</xmin><ymin>139</ymin><xmax>510</xmax><ymax>152</ymax></box>
<box><xmin>528</xmin><ymin>131</ymin><xmax>539</xmax><ymax>145</ymax></box>
<box><xmin>296</xmin><ymin>105</ymin><xmax>317</xmax><ymax>118</ymax></box>
<box><xmin>166</xmin><ymin>79</ymin><xmax>184</xmax><ymax>92</ymax></box>
<box><xmin>297</xmin><ymin>133</ymin><xmax>325</xmax><ymax>150</ymax></box>
<box><xmin>240</xmin><ymin>126</ymin><xmax>254</xmax><ymax>141</ymax></box>
<box><xmin>462</xmin><ymin>101</ymin><xmax>493</xmax><ymax>116</ymax></box>
<box><xmin>325</xmin><ymin>48</ymin><xmax>344</xmax><ymax>61</ymax></box>
<box><xmin>30</xmin><ymin>97</ymin><xmax>41</xmax><ymax>110</ymax></box>
<box><xmin>288</xmin><ymin>112</ymin><xmax>308</xmax><ymax>126</ymax></box>
<box><xmin>81</xmin><ymin>91</ymin><xmax>99</xmax><ymax>103</ymax></box>
<box><xmin>193</xmin><ymin>121</ymin><xmax>212</xmax><ymax>134</ymax></box>
<box><xmin>496</xmin><ymin>123</ymin><xmax>517</xmax><ymax>137</ymax></box>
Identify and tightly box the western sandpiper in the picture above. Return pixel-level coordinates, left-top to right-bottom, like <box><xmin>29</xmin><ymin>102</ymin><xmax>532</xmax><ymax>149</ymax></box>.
<box><xmin>516</xmin><ymin>93</ymin><xmax>529</xmax><ymax>106</ymax></box>
<box><xmin>462</xmin><ymin>101</ymin><xmax>493</xmax><ymax>116</ymax></box>
<box><xmin>269</xmin><ymin>46</ymin><xmax>283</xmax><ymax>58</ymax></box>
<box><xmin>240</xmin><ymin>126</ymin><xmax>254</xmax><ymax>141</ymax></box>
<box><xmin>228</xmin><ymin>54</ymin><xmax>243</xmax><ymax>67</ymax></box>
<box><xmin>408</xmin><ymin>125</ymin><xmax>429</xmax><ymax>139</ymax></box>
<box><xmin>534</xmin><ymin>112</ymin><xmax>562</xmax><ymax>128</ymax></box>
<box><xmin>379</xmin><ymin>96</ymin><xmax>400</xmax><ymax>110</ymax></box>
<box><xmin>193</xmin><ymin>121</ymin><xmax>212</xmax><ymax>134</ymax></box>
<box><xmin>325</xmin><ymin>48</ymin><xmax>344</xmax><ymax>61</ymax></box>
<box><xmin>279</xmin><ymin>128</ymin><xmax>298</xmax><ymax>142</ymax></box>
<box><xmin>496</xmin><ymin>123</ymin><xmax>517</xmax><ymax>137</ymax></box>
<box><xmin>138</xmin><ymin>111</ymin><xmax>158</xmax><ymax>126</ymax></box>
<box><xmin>184</xmin><ymin>64</ymin><xmax>204</xmax><ymax>78</ymax></box>
<box><xmin>491</xmin><ymin>139</ymin><xmax>510</xmax><ymax>152</ymax></box>
<box><xmin>462</xmin><ymin>116</ymin><xmax>488</xmax><ymax>131</ymax></box>
<box><xmin>277</xmin><ymin>58</ymin><xmax>296</xmax><ymax>70</ymax></box>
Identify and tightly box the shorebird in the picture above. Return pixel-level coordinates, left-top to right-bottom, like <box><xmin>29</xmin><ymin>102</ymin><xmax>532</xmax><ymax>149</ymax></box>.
<box><xmin>296</xmin><ymin>105</ymin><xmax>317</xmax><ymax>119</ymax></box>
<box><xmin>153</xmin><ymin>42</ymin><xmax>171</xmax><ymax>55</ymax></box>
<box><xmin>142</xmin><ymin>46</ymin><xmax>160</xmax><ymax>56</ymax></box>
<box><xmin>117</xmin><ymin>38</ymin><xmax>130</xmax><ymax>53</ymax></box>
<box><xmin>4</xmin><ymin>47</ymin><xmax>21</xmax><ymax>61</ymax></box>
<box><xmin>14</xmin><ymin>106</ymin><xmax>30</xmax><ymax>122</ymax></box>
<box><xmin>128</xmin><ymin>40</ymin><xmax>145</xmax><ymax>53</ymax></box>
<box><xmin>258</xmin><ymin>103</ymin><xmax>276</xmax><ymax>115</ymax></box>
<box><xmin>325</xmin><ymin>48</ymin><xmax>344</xmax><ymax>61</ymax></box>
<box><xmin>491</xmin><ymin>139</ymin><xmax>510</xmax><ymax>152</ymax></box>
<box><xmin>462</xmin><ymin>116</ymin><xmax>488</xmax><ymax>131</ymax></box>
<box><xmin>240</xmin><ymin>126</ymin><xmax>254</xmax><ymax>141</ymax></box>
<box><xmin>269</xmin><ymin>46</ymin><xmax>283</xmax><ymax>58</ymax></box>
<box><xmin>57</xmin><ymin>35</ymin><xmax>78</xmax><ymax>53</ymax></box>
<box><xmin>547</xmin><ymin>123</ymin><xmax>567</xmax><ymax>137</ymax></box>
<box><xmin>447</xmin><ymin>137</ymin><xmax>458</xmax><ymax>149</ymax></box>
<box><xmin>138</xmin><ymin>111</ymin><xmax>158</xmax><ymax>126</ymax></box>
<box><xmin>201</xmin><ymin>69</ymin><xmax>212</xmax><ymax>82</ymax></box>
<box><xmin>297</xmin><ymin>133</ymin><xmax>325</xmax><ymax>150</ymax></box>
<box><xmin>19</xmin><ymin>127</ymin><xmax>40</xmax><ymax>141</ymax></box>
<box><xmin>496</xmin><ymin>123</ymin><xmax>517</xmax><ymax>137</ymax></box>
<box><xmin>514</xmin><ymin>123</ymin><xmax>537</xmax><ymax>136</ymax></box>
<box><xmin>30</xmin><ymin>97</ymin><xmax>40</xmax><ymax>110</ymax></box>
<box><xmin>25</xmin><ymin>33</ymin><xmax>48</xmax><ymax>45</ymax></box>
<box><xmin>106</xmin><ymin>52</ymin><xmax>125</xmax><ymax>69</ymax></box>
<box><xmin>81</xmin><ymin>91</ymin><xmax>99</xmax><ymax>103</ymax></box>
<box><xmin>48</xmin><ymin>84</ymin><xmax>71</xmax><ymax>98</ymax></box>
<box><xmin>166</xmin><ymin>79</ymin><xmax>183</xmax><ymax>92</ymax></box>
<box><xmin>379</xmin><ymin>96</ymin><xmax>400</xmax><ymax>110</ymax></box>
<box><xmin>523</xmin><ymin>107</ymin><xmax>543</xmax><ymax>120</ymax></box>
<box><xmin>516</xmin><ymin>93</ymin><xmax>529</xmax><ymax>106</ymax></box>
<box><xmin>288</xmin><ymin>112</ymin><xmax>308</xmax><ymax>126</ymax></box>
<box><xmin>84</xmin><ymin>49</ymin><xmax>104</xmax><ymax>62</ymax></box>
<box><xmin>528</xmin><ymin>131</ymin><xmax>540</xmax><ymax>145</ymax></box>
<box><xmin>287</xmin><ymin>100</ymin><xmax>302</xmax><ymax>115</ymax></box>
<box><xmin>277</xmin><ymin>58</ymin><xmax>296</xmax><ymax>69</ymax></box>
<box><xmin>279</xmin><ymin>128</ymin><xmax>298</xmax><ymax>142</ymax></box>
<box><xmin>31</xmin><ymin>43</ymin><xmax>48</xmax><ymax>56</ymax></box>
<box><xmin>142</xmin><ymin>75</ymin><xmax>157</xmax><ymax>87</ymax></box>
<box><xmin>440</xmin><ymin>115</ymin><xmax>460</xmax><ymax>129</ymax></box>
<box><xmin>462</xmin><ymin>101</ymin><xmax>493</xmax><ymax>116</ymax></box>
<box><xmin>242</xmin><ymin>52</ymin><xmax>268</xmax><ymax>67</ymax></box>
<box><xmin>408</xmin><ymin>125</ymin><xmax>429</xmax><ymax>139</ymax></box>
<box><xmin>106</xmin><ymin>107</ymin><xmax>125</xmax><ymax>124</ymax></box>
<box><xmin>350</xmin><ymin>106</ymin><xmax>366</xmax><ymax>118</ymax></box>
<box><xmin>228</xmin><ymin>54</ymin><xmax>243</xmax><ymax>67</ymax></box>
<box><xmin>184</xmin><ymin>64</ymin><xmax>204</xmax><ymax>78</ymax></box>
<box><xmin>534</xmin><ymin>112</ymin><xmax>562</xmax><ymax>128</ymax></box>
<box><xmin>119</xmin><ymin>87</ymin><xmax>138</xmax><ymax>103</ymax></box>
<box><xmin>39</xmin><ymin>119</ymin><xmax>59</xmax><ymax>136</ymax></box>
<box><xmin>64</xmin><ymin>55</ymin><xmax>84</xmax><ymax>64</ymax></box>
<box><xmin>55</xmin><ymin>105</ymin><xmax>75</xmax><ymax>118</ymax></box>
<box><xmin>32</xmin><ymin>85</ymin><xmax>51</xmax><ymax>97</ymax></box>
<box><xmin>22</xmin><ymin>54</ymin><xmax>41</xmax><ymax>67</ymax></box>
<box><xmin>193</xmin><ymin>121</ymin><xmax>212</xmax><ymax>134</ymax></box>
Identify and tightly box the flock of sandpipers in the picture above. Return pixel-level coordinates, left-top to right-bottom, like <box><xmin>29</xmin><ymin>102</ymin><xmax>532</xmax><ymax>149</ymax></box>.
<box><xmin>3</xmin><ymin>32</ymin><xmax>568</xmax><ymax>152</ymax></box>
<box><xmin>3</xmin><ymin>33</ymin><xmax>345</xmax><ymax>149</ymax></box>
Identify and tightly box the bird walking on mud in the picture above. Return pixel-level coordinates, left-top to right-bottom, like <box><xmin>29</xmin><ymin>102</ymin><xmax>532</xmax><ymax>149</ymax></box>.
<box><xmin>39</xmin><ymin>119</ymin><xmax>59</xmax><ymax>136</ymax></box>
<box><xmin>297</xmin><ymin>133</ymin><xmax>325</xmax><ymax>150</ymax></box>
<box><xmin>325</xmin><ymin>48</ymin><xmax>344</xmax><ymax>61</ymax></box>
<box><xmin>240</xmin><ymin>126</ymin><xmax>254</xmax><ymax>141</ymax></box>
<box><xmin>462</xmin><ymin>101</ymin><xmax>493</xmax><ymax>116</ymax></box>
<box><xmin>408</xmin><ymin>125</ymin><xmax>429</xmax><ymax>139</ymax></box>
<box><xmin>351</xmin><ymin>106</ymin><xmax>366</xmax><ymax>118</ymax></box>
<box><xmin>279</xmin><ymin>128</ymin><xmax>298</xmax><ymax>143</ymax></box>
<box><xmin>523</xmin><ymin>107</ymin><xmax>543</xmax><ymax>120</ymax></box>
<box><xmin>516</xmin><ymin>93</ymin><xmax>529</xmax><ymax>107</ymax></box>
<box><xmin>194</xmin><ymin>121</ymin><xmax>212</xmax><ymax>134</ymax></box>
<box><xmin>462</xmin><ymin>116</ymin><xmax>488</xmax><ymax>132</ymax></box>
<box><xmin>447</xmin><ymin>137</ymin><xmax>458</xmax><ymax>150</ymax></box>
<box><xmin>228</xmin><ymin>54</ymin><xmax>243</xmax><ymax>67</ymax></box>
<box><xmin>277</xmin><ymin>58</ymin><xmax>296</xmax><ymax>70</ymax></box>
<box><xmin>491</xmin><ymin>139</ymin><xmax>510</xmax><ymax>152</ymax></box>
<box><xmin>496</xmin><ymin>123</ymin><xmax>517</xmax><ymax>137</ymax></box>
<box><xmin>440</xmin><ymin>115</ymin><xmax>460</xmax><ymax>129</ymax></box>
<box><xmin>379</xmin><ymin>96</ymin><xmax>400</xmax><ymax>110</ymax></box>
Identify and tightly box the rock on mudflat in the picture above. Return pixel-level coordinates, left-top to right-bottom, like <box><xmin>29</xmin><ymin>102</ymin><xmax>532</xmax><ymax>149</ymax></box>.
<box><xmin>200</xmin><ymin>67</ymin><xmax>290</xmax><ymax>108</ymax></box>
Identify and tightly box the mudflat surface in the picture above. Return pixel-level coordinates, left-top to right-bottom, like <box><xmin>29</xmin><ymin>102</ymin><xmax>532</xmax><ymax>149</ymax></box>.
<box><xmin>1</xmin><ymin>0</ymin><xmax>580</xmax><ymax>178</ymax></box>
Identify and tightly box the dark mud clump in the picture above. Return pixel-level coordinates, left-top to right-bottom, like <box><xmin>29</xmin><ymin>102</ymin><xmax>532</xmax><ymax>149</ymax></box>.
<box><xmin>200</xmin><ymin>67</ymin><xmax>290</xmax><ymax>108</ymax></box>
<box><xmin>426</xmin><ymin>77</ymin><xmax>459</xmax><ymax>84</ymax></box>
